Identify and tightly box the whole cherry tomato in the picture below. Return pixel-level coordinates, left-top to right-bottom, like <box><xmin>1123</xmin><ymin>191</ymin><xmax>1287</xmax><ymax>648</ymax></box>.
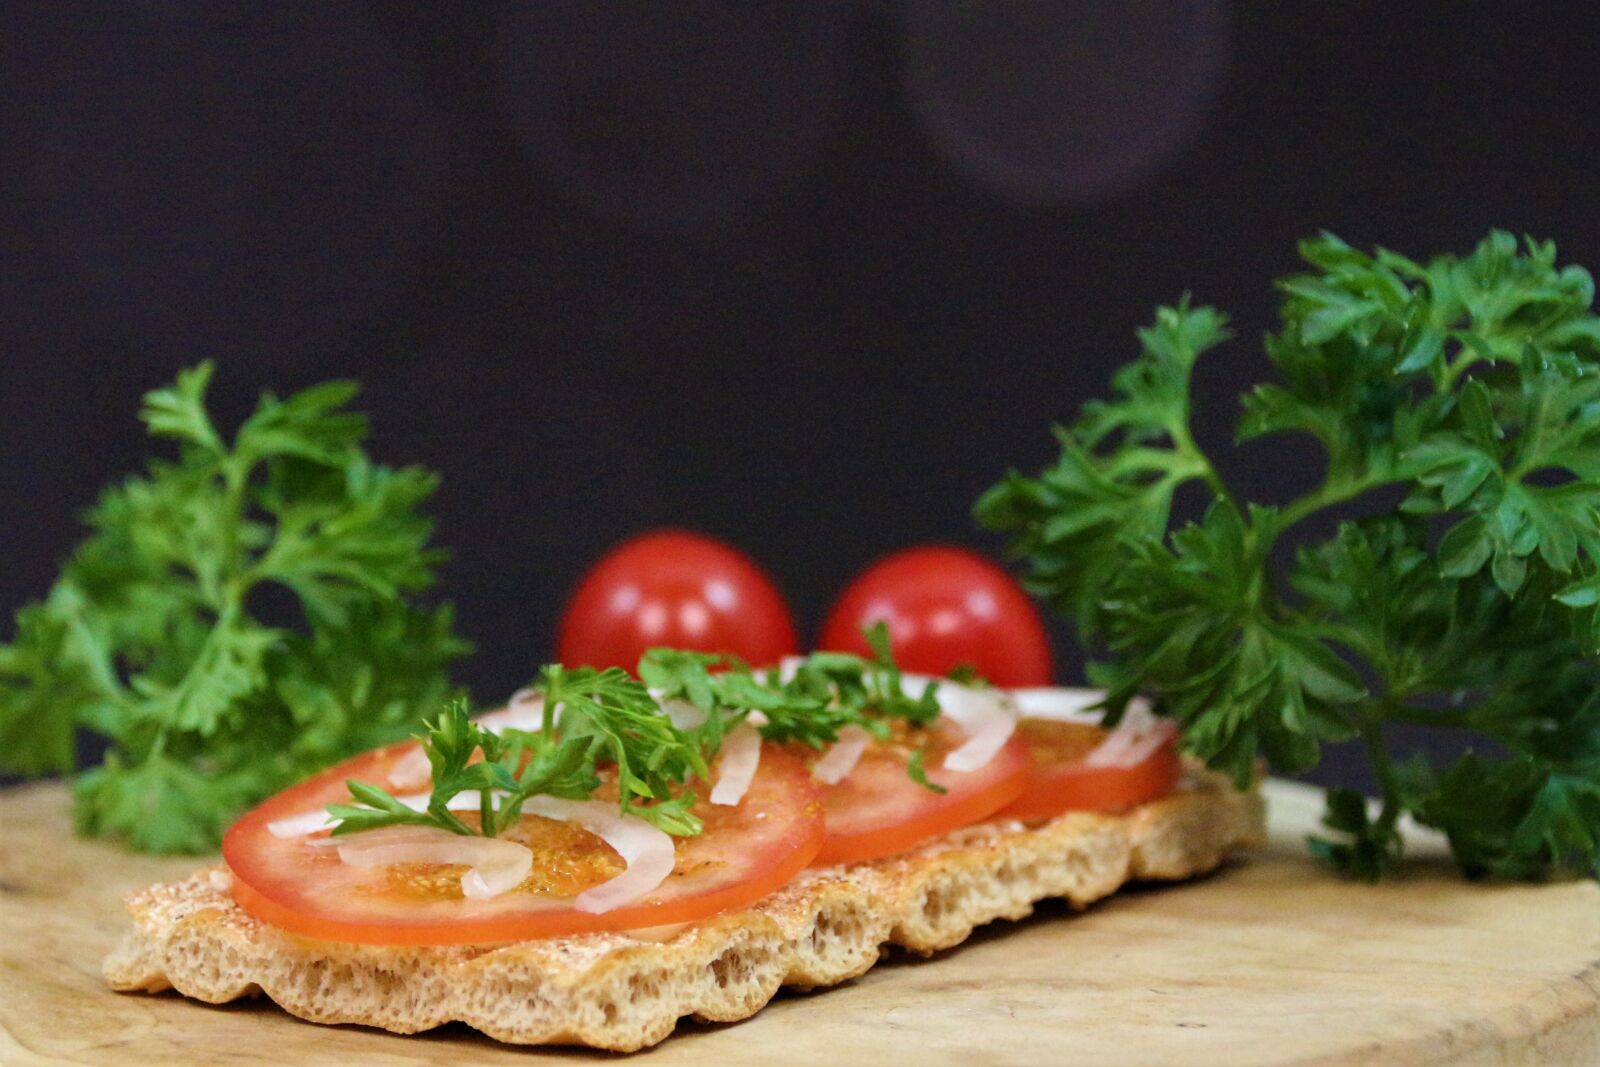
<box><xmin>557</xmin><ymin>530</ymin><xmax>799</xmax><ymax>670</ymax></box>
<box><xmin>820</xmin><ymin>545</ymin><xmax>1052</xmax><ymax>686</ymax></box>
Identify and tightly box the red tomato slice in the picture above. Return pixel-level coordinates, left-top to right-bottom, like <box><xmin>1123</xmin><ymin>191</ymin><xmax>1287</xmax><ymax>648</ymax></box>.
<box><xmin>820</xmin><ymin>545</ymin><xmax>1053</xmax><ymax>687</ymax></box>
<box><xmin>998</xmin><ymin>719</ymin><xmax>1182</xmax><ymax>822</ymax></box>
<box><xmin>223</xmin><ymin>742</ymin><xmax>824</xmax><ymax>945</ymax></box>
<box><xmin>805</xmin><ymin>721</ymin><xmax>1031</xmax><ymax>867</ymax></box>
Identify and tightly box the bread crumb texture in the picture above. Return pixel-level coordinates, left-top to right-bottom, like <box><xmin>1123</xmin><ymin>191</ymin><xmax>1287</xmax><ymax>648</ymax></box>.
<box><xmin>105</xmin><ymin>768</ymin><xmax>1264</xmax><ymax>1052</ymax></box>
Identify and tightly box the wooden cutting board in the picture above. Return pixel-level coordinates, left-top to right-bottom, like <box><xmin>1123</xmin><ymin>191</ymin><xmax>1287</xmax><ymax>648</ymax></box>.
<box><xmin>1</xmin><ymin>780</ymin><xmax>1596</xmax><ymax>1065</ymax></box>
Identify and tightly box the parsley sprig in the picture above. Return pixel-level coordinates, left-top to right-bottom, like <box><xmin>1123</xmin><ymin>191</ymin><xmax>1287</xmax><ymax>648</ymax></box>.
<box><xmin>0</xmin><ymin>364</ymin><xmax>469</xmax><ymax>853</ymax></box>
<box><xmin>331</xmin><ymin>630</ymin><xmax>953</xmax><ymax>843</ymax></box>
<box><xmin>330</xmin><ymin>666</ymin><xmax>710</xmax><ymax>838</ymax></box>
<box><xmin>979</xmin><ymin>232</ymin><xmax>1600</xmax><ymax>881</ymax></box>
<box><xmin>640</xmin><ymin>623</ymin><xmax>945</xmax><ymax>782</ymax></box>
<box><xmin>330</xmin><ymin>699</ymin><xmax>592</xmax><ymax>838</ymax></box>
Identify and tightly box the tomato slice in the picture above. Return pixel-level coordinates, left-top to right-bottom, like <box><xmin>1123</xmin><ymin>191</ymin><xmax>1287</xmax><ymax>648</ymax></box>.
<box><xmin>804</xmin><ymin>721</ymin><xmax>1031</xmax><ymax>867</ymax></box>
<box><xmin>222</xmin><ymin>742</ymin><xmax>824</xmax><ymax>945</ymax></box>
<box><xmin>997</xmin><ymin>718</ymin><xmax>1182</xmax><ymax>822</ymax></box>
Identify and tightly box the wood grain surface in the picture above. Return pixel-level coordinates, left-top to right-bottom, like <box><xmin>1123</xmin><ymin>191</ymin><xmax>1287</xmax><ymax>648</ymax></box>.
<box><xmin>1</xmin><ymin>780</ymin><xmax>1596</xmax><ymax>1065</ymax></box>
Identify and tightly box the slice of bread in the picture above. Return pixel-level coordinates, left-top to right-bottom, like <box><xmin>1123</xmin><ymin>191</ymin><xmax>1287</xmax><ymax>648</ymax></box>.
<box><xmin>104</xmin><ymin>767</ymin><xmax>1264</xmax><ymax>1052</ymax></box>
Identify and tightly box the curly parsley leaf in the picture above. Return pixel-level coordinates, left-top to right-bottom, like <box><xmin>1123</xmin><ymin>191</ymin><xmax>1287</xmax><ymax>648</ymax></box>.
<box><xmin>0</xmin><ymin>598</ymin><xmax>112</xmax><ymax>775</ymax></box>
<box><xmin>638</xmin><ymin>622</ymin><xmax>948</xmax><ymax>791</ymax></box>
<box><xmin>1398</xmin><ymin>750</ymin><xmax>1600</xmax><ymax>880</ymax></box>
<box><xmin>1090</xmin><ymin>500</ymin><xmax>1364</xmax><ymax>788</ymax></box>
<box><xmin>332</xmin><ymin>630</ymin><xmax>966</xmax><ymax>845</ymax></box>
<box><xmin>906</xmin><ymin>747</ymin><xmax>948</xmax><ymax>796</ymax></box>
<box><xmin>0</xmin><ymin>363</ymin><xmax>469</xmax><ymax>853</ymax></box>
<box><xmin>541</xmin><ymin>664</ymin><xmax>708</xmax><ymax>835</ymax></box>
<box><xmin>983</xmin><ymin>231</ymin><xmax>1600</xmax><ymax>881</ymax></box>
<box><xmin>330</xmin><ymin>674</ymin><xmax>709</xmax><ymax>840</ymax></box>
<box><xmin>329</xmin><ymin>699</ymin><xmax>601</xmax><ymax>839</ymax></box>
<box><xmin>1408</xmin><ymin>349</ymin><xmax>1600</xmax><ymax>601</ymax></box>
<box><xmin>976</xmin><ymin>302</ymin><xmax>1233</xmax><ymax>635</ymax></box>
<box><xmin>74</xmin><ymin>750</ymin><xmax>260</xmax><ymax>855</ymax></box>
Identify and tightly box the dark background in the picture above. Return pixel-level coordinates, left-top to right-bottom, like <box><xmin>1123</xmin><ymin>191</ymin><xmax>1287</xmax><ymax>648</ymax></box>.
<box><xmin>5</xmin><ymin>2</ymin><xmax>1599</xmax><ymax>792</ymax></box>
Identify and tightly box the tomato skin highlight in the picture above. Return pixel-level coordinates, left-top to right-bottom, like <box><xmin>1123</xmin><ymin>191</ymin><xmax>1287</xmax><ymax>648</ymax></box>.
<box><xmin>223</xmin><ymin>744</ymin><xmax>825</xmax><ymax>946</ymax></box>
<box><xmin>808</xmin><ymin>729</ymin><xmax>1032</xmax><ymax>867</ymax></box>
<box><xmin>558</xmin><ymin>530</ymin><xmax>799</xmax><ymax>671</ymax></box>
<box><xmin>820</xmin><ymin>546</ymin><xmax>1052</xmax><ymax>687</ymax></box>
<box><xmin>998</xmin><ymin>719</ymin><xmax>1183</xmax><ymax>823</ymax></box>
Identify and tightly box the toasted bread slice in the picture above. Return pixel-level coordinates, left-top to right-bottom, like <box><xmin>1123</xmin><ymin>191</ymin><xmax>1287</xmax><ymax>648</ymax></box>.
<box><xmin>104</xmin><ymin>767</ymin><xmax>1264</xmax><ymax>1052</ymax></box>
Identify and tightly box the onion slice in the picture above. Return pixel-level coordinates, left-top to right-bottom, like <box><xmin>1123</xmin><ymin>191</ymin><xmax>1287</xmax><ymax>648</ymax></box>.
<box><xmin>522</xmin><ymin>797</ymin><xmax>676</xmax><ymax>914</ymax></box>
<box><xmin>384</xmin><ymin>749</ymin><xmax>433</xmax><ymax>792</ymax></box>
<box><xmin>1084</xmin><ymin>697</ymin><xmax>1173</xmax><ymax>768</ymax></box>
<box><xmin>709</xmin><ymin>712</ymin><xmax>768</xmax><ymax>806</ymax></box>
<box><xmin>267</xmin><ymin>808</ymin><xmax>340</xmax><ymax>839</ymax></box>
<box><xmin>777</xmin><ymin>655</ymin><xmax>807</xmax><ymax>682</ymax></box>
<box><xmin>784</xmin><ymin>663</ymin><xmax>1019</xmax><ymax>779</ymax></box>
<box><xmin>309</xmin><ymin>825</ymin><xmax>533</xmax><ymax>900</ymax></box>
<box><xmin>1009</xmin><ymin>687</ymin><xmax>1107</xmax><ymax>726</ymax></box>
<box><xmin>1009</xmin><ymin>687</ymin><xmax>1175</xmax><ymax>767</ymax></box>
<box><xmin>301</xmin><ymin>792</ymin><xmax>678</xmax><ymax>910</ymax></box>
<box><xmin>844</xmin><ymin>666</ymin><xmax>1018</xmax><ymax>775</ymax></box>
<box><xmin>658</xmin><ymin>698</ymin><xmax>708</xmax><ymax>731</ymax></box>
<box><xmin>938</xmin><ymin>685</ymin><xmax>1017</xmax><ymax>773</ymax></box>
<box><xmin>478</xmin><ymin>688</ymin><xmax>546</xmax><ymax>732</ymax></box>
<box><xmin>811</xmin><ymin>724</ymin><xmax>872</xmax><ymax>785</ymax></box>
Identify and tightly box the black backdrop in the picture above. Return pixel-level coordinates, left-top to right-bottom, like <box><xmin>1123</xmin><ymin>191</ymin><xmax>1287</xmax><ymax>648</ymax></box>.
<box><xmin>5</xmin><ymin>2</ymin><xmax>1599</xmax><ymax>791</ymax></box>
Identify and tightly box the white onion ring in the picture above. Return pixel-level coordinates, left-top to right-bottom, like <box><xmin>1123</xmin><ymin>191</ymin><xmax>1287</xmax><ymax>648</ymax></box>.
<box><xmin>1009</xmin><ymin>687</ymin><xmax>1174</xmax><ymax>767</ymax></box>
<box><xmin>1084</xmin><ymin>697</ymin><xmax>1170</xmax><ymax>768</ymax></box>
<box><xmin>1082</xmin><ymin>698</ymin><xmax>1151</xmax><ymax>766</ymax></box>
<box><xmin>851</xmin><ymin>667</ymin><xmax>1020</xmax><ymax>774</ymax></box>
<box><xmin>776</xmin><ymin>655</ymin><xmax>807</xmax><ymax>683</ymax></box>
<box><xmin>384</xmin><ymin>749</ymin><xmax>433</xmax><ymax>792</ymax></box>
<box><xmin>938</xmin><ymin>685</ymin><xmax>1018</xmax><ymax>773</ymax></box>
<box><xmin>659</xmin><ymin>698</ymin><xmax>708</xmax><ymax>731</ymax></box>
<box><xmin>1009</xmin><ymin>687</ymin><xmax>1106</xmax><ymax>725</ymax></box>
<box><xmin>478</xmin><ymin>688</ymin><xmax>546</xmax><ymax>732</ymax></box>
<box><xmin>267</xmin><ymin>808</ymin><xmax>340</xmax><ymax>839</ymax></box>
<box><xmin>894</xmin><ymin>670</ymin><xmax>941</xmax><ymax>692</ymax></box>
<box><xmin>782</xmin><ymin>663</ymin><xmax>1020</xmax><ymax>778</ymax></box>
<box><xmin>302</xmin><ymin>791</ymin><xmax>677</xmax><ymax>910</ymax></box>
<box><xmin>523</xmin><ymin>797</ymin><xmax>676</xmax><ymax>914</ymax></box>
<box><xmin>309</xmin><ymin>824</ymin><xmax>532</xmax><ymax>900</ymax></box>
<box><xmin>1115</xmin><ymin>718</ymin><xmax>1179</xmax><ymax>765</ymax></box>
<box><xmin>709</xmin><ymin>712</ymin><xmax>768</xmax><ymax>806</ymax></box>
<box><xmin>811</xmin><ymin>724</ymin><xmax>872</xmax><ymax>785</ymax></box>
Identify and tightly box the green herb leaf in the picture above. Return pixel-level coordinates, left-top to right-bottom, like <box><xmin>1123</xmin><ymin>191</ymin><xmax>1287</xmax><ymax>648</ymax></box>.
<box><xmin>906</xmin><ymin>748</ymin><xmax>948</xmax><ymax>795</ymax></box>
<box><xmin>639</xmin><ymin>624</ymin><xmax>952</xmax><ymax>792</ymax></box>
<box><xmin>1307</xmin><ymin>785</ymin><xmax>1403</xmax><ymax>882</ymax></box>
<box><xmin>975</xmin><ymin>300</ymin><xmax>1232</xmax><ymax>634</ymax></box>
<box><xmin>0</xmin><ymin>365</ymin><xmax>469</xmax><ymax>853</ymax></box>
<box><xmin>330</xmin><ymin>688</ymin><xmax>705</xmax><ymax>840</ymax></box>
<box><xmin>983</xmin><ymin>231</ymin><xmax>1600</xmax><ymax>881</ymax></box>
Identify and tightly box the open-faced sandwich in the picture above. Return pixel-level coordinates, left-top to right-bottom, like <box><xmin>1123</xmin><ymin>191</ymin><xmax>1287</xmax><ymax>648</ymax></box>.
<box><xmin>105</xmin><ymin>635</ymin><xmax>1264</xmax><ymax>1051</ymax></box>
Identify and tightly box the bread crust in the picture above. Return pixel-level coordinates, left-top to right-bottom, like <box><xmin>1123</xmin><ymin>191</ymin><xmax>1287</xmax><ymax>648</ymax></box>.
<box><xmin>104</xmin><ymin>768</ymin><xmax>1264</xmax><ymax>1052</ymax></box>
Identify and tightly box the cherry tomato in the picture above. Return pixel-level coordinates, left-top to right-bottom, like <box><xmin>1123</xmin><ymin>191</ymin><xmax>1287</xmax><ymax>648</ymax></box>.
<box><xmin>820</xmin><ymin>546</ymin><xmax>1052</xmax><ymax>686</ymax></box>
<box><xmin>223</xmin><ymin>741</ymin><xmax>825</xmax><ymax>945</ymax></box>
<box><xmin>557</xmin><ymin>530</ymin><xmax>799</xmax><ymax>670</ymax></box>
<box><xmin>800</xmin><ymin>722</ymin><xmax>1032</xmax><ymax>867</ymax></box>
<box><xmin>998</xmin><ymin>718</ymin><xmax>1182</xmax><ymax>822</ymax></box>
